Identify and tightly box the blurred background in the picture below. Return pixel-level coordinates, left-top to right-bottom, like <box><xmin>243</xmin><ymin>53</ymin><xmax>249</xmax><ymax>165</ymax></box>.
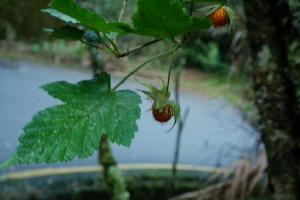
<box><xmin>0</xmin><ymin>0</ymin><xmax>272</xmax><ymax>200</ymax></box>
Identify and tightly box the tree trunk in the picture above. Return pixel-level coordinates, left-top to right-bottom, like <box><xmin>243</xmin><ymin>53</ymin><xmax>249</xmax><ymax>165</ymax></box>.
<box><xmin>243</xmin><ymin>0</ymin><xmax>300</xmax><ymax>199</ymax></box>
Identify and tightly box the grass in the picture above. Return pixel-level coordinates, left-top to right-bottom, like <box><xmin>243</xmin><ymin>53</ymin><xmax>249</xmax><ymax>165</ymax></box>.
<box><xmin>0</xmin><ymin>167</ymin><xmax>270</xmax><ymax>200</ymax></box>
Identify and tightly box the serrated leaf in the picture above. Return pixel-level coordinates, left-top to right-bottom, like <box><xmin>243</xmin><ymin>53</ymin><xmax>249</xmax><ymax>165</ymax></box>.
<box><xmin>43</xmin><ymin>0</ymin><xmax>132</xmax><ymax>34</ymax></box>
<box><xmin>42</xmin><ymin>8</ymin><xmax>78</xmax><ymax>24</ymax></box>
<box><xmin>44</xmin><ymin>26</ymin><xmax>84</xmax><ymax>41</ymax></box>
<box><xmin>2</xmin><ymin>73</ymin><xmax>141</xmax><ymax>167</ymax></box>
<box><xmin>132</xmin><ymin>0</ymin><xmax>212</xmax><ymax>38</ymax></box>
<box><xmin>132</xmin><ymin>0</ymin><xmax>193</xmax><ymax>38</ymax></box>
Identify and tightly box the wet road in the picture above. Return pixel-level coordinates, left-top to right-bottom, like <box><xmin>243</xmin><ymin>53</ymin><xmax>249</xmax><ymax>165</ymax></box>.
<box><xmin>0</xmin><ymin>59</ymin><xmax>259</xmax><ymax>172</ymax></box>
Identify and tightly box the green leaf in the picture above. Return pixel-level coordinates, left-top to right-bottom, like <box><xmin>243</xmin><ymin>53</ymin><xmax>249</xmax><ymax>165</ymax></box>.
<box><xmin>44</xmin><ymin>26</ymin><xmax>104</xmax><ymax>47</ymax></box>
<box><xmin>44</xmin><ymin>26</ymin><xmax>84</xmax><ymax>41</ymax></box>
<box><xmin>42</xmin><ymin>0</ymin><xmax>132</xmax><ymax>34</ymax></box>
<box><xmin>132</xmin><ymin>0</ymin><xmax>212</xmax><ymax>38</ymax></box>
<box><xmin>190</xmin><ymin>17</ymin><xmax>212</xmax><ymax>31</ymax></box>
<box><xmin>2</xmin><ymin>73</ymin><xmax>141</xmax><ymax>167</ymax></box>
<box><xmin>132</xmin><ymin>0</ymin><xmax>194</xmax><ymax>38</ymax></box>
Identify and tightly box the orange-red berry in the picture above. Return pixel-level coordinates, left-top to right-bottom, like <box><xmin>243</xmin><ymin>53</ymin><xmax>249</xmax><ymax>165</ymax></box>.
<box><xmin>210</xmin><ymin>7</ymin><xmax>229</xmax><ymax>27</ymax></box>
<box><xmin>152</xmin><ymin>104</ymin><xmax>173</xmax><ymax>123</ymax></box>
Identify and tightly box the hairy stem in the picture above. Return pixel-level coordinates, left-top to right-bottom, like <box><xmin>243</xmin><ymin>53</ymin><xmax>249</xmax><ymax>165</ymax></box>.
<box><xmin>113</xmin><ymin>45</ymin><xmax>180</xmax><ymax>90</ymax></box>
<box><xmin>165</xmin><ymin>64</ymin><xmax>173</xmax><ymax>96</ymax></box>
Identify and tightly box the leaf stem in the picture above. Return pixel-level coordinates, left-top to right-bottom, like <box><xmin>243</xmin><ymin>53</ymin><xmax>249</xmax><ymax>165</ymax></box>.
<box><xmin>165</xmin><ymin>64</ymin><xmax>173</xmax><ymax>96</ymax></box>
<box><xmin>113</xmin><ymin>45</ymin><xmax>180</xmax><ymax>91</ymax></box>
<box><xmin>102</xmin><ymin>33</ymin><xmax>120</xmax><ymax>55</ymax></box>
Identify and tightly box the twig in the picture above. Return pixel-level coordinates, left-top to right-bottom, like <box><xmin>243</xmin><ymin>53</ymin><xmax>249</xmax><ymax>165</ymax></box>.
<box><xmin>114</xmin><ymin>0</ymin><xmax>128</xmax><ymax>43</ymax></box>
<box><xmin>172</xmin><ymin>108</ymin><xmax>190</xmax><ymax>180</ymax></box>
<box><xmin>116</xmin><ymin>39</ymin><xmax>161</xmax><ymax>58</ymax></box>
<box><xmin>118</xmin><ymin>0</ymin><xmax>128</xmax><ymax>22</ymax></box>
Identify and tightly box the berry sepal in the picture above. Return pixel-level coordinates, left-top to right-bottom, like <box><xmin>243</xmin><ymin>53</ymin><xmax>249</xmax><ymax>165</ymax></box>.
<box><xmin>137</xmin><ymin>78</ymin><xmax>180</xmax><ymax>130</ymax></box>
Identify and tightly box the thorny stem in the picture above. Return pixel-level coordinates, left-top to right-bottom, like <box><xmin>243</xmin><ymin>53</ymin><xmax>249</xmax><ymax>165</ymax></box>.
<box><xmin>113</xmin><ymin>45</ymin><xmax>180</xmax><ymax>90</ymax></box>
<box><xmin>86</xmin><ymin>37</ymin><xmax>161</xmax><ymax>58</ymax></box>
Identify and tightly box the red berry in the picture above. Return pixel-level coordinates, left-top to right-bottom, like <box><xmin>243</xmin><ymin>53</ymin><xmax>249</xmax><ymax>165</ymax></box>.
<box><xmin>210</xmin><ymin>7</ymin><xmax>229</xmax><ymax>27</ymax></box>
<box><xmin>152</xmin><ymin>103</ymin><xmax>173</xmax><ymax>123</ymax></box>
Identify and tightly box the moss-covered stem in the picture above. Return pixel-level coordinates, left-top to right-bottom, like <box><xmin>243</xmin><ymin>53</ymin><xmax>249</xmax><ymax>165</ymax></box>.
<box><xmin>99</xmin><ymin>135</ymin><xmax>129</xmax><ymax>200</ymax></box>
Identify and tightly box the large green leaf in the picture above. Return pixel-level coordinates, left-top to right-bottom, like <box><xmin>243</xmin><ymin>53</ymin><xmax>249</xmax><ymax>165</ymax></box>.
<box><xmin>132</xmin><ymin>0</ymin><xmax>211</xmax><ymax>38</ymax></box>
<box><xmin>132</xmin><ymin>0</ymin><xmax>193</xmax><ymax>38</ymax></box>
<box><xmin>42</xmin><ymin>0</ymin><xmax>132</xmax><ymax>34</ymax></box>
<box><xmin>190</xmin><ymin>17</ymin><xmax>212</xmax><ymax>31</ymax></box>
<box><xmin>2</xmin><ymin>73</ymin><xmax>141</xmax><ymax>167</ymax></box>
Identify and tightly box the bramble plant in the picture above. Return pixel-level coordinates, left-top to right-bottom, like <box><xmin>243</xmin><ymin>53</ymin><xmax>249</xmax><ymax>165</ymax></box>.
<box><xmin>1</xmin><ymin>0</ymin><xmax>234</xmax><ymax>168</ymax></box>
